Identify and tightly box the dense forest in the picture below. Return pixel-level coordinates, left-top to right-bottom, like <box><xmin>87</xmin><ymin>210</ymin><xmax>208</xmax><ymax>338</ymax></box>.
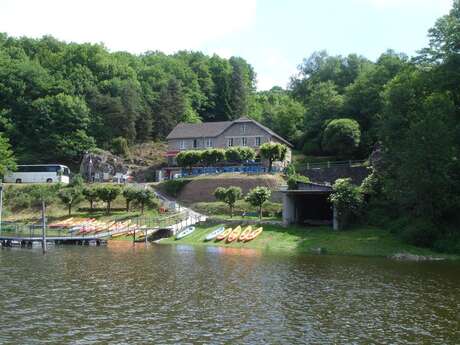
<box><xmin>0</xmin><ymin>2</ymin><xmax>459</xmax><ymax>250</ymax></box>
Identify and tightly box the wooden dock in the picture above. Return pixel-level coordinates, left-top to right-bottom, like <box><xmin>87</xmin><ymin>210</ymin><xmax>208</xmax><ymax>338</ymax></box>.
<box><xmin>0</xmin><ymin>236</ymin><xmax>107</xmax><ymax>247</ymax></box>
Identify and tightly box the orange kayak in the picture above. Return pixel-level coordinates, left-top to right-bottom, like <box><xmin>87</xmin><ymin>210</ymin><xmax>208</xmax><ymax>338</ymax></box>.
<box><xmin>226</xmin><ymin>226</ymin><xmax>242</xmax><ymax>243</ymax></box>
<box><xmin>244</xmin><ymin>227</ymin><xmax>263</xmax><ymax>242</ymax></box>
<box><xmin>216</xmin><ymin>228</ymin><xmax>232</xmax><ymax>241</ymax></box>
<box><xmin>238</xmin><ymin>226</ymin><xmax>252</xmax><ymax>241</ymax></box>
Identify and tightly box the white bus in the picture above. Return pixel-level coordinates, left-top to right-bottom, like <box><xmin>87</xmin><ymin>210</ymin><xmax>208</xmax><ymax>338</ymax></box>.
<box><xmin>4</xmin><ymin>164</ymin><xmax>71</xmax><ymax>184</ymax></box>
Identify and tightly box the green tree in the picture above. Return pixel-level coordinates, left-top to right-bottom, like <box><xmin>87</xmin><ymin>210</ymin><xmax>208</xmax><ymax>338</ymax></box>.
<box><xmin>82</xmin><ymin>186</ymin><xmax>99</xmax><ymax>212</ymax></box>
<box><xmin>0</xmin><ymin>134</ymin><xmax>16</xmax><ymax>177</ymax></box>
<box><xmin>214</xmin><ymin>186</ymin><xmax>242</xmax><ymax>218</ymax></box>
<box><xmin>122</xmin><ymin>187</ymin><xmax>138</xmax><ymax>212</ymax></box>
<box><xmin>132</xmin><ymin>189</ymin><xmax>158</xmax><ymax>214</ymax></box>
<box><xmin>329</xmin><ymin>178</ymin><xmax>364</xmax><ymax>229</ymax></box>
<box><xmin>259</xmin><ymin>142</ymin><xmax>287</xmax><ymax>172</ymax></box>
<box><xmin>245</xmin><ymin>186</ymin><xmax>271</xmax><ymax>220</ymax></box>
<box><xmin>58</xmin><ymin>187</ymin><xmax>84</xmax><ymax>216</ymax></box>
<box><xmin>322</xmin><ymin>118</ymin><xmax>361</xmax><ymax>158</ymax></box>
<box><xmin>96</xmin><ymin>185</ymin><xmax>121</xmax><ymax>214</ymax></box>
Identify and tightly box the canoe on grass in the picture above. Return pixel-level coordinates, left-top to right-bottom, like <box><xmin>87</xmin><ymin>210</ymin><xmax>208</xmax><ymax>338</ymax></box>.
<box><xmin>238</xmin><ymin>226</ymin><xmax>252</xmax><ymax>242</ymax></box>
<box><xmin>215</xmin><ymin>228</ymin><xmax>232</xmax><ymax>241</ymax></box>
<box><xmin>244</xmin><ymin>227</ymin><xmax>263</xmax><ymax>242</ymax></box>
<box><xmin>176</xmin><ymin>226</ymin><xmax>196</xmax><ymax>240</ymax></box>
<box><xmin>204</xmin><ymin>226</ymin><xmax>225</xmax><ymax>241</ymax></box>
<box><xmin>49</xmin><ymin>217</ymin><xmax>74</xmax><ymax>228</ymax></box>
<box><xmin>226</xmin><ymin>226</ymin><xmax>242</xmax><ymax>243</ymax></box>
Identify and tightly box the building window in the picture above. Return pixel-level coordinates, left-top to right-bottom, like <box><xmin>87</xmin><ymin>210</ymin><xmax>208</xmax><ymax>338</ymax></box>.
<box><xmin>180</xmin><ymin>140</ymin><xmax>186</xmax><ymax>149</ymax></box>
<box><xmin>242</xmin><ymin>137</ymin><xmax>247</xmax><ymax>146</ymax></box>
<box><xmin>193</xmin><ymin>139</ymin><xmax>198</xmax><ymax>148</ymax></box>
<box><xmin>228</xmin><ymin>138</ymin><xmax>234</xmax><ymax>147</ymax></box>
<box><xmin>255</xmin><ymin>137</ymin><xmax>261</xmax><ymax>146</ymax></box>
<box><xmin>205</xmin><ymin>138</ymin><xmax>212</xmax><ymax>148</ymax></box>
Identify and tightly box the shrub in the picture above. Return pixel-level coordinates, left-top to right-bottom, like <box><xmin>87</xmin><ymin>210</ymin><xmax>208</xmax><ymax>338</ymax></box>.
<box><xmin>111</xmin><ymin>137</ymin><xmax>130</xmax><ymax>157</ymax></box>
<box><xmin>159</xmin><ymin>179</ymin><xmax>190</xmax><ymax>197</ymax></box>
<box><xmin>322</xmin><ymin>118</ymin><xmax>360</xmax><ymax>158</ymax></box>
<box><xmin>400</xmin><ymin>219</ymin><xmax>438</xmax><ymax>248</ymax></box>
<box><xmin>201</xmin><ymin>149</ymin><xmax>226</xmax><ymax>166</ymax></box>
<box><xmin>238</xmin><ymin>147</ymin><xmax>256</xmax><ymax>161</ymax></box>
<box><xmin>225</xmin><ymin>147</ymin><xmax>243</xmax><ymax>162</ymax></box>
<box><xmin>287</xmin><ymin>174</ymin><xmax>310</xmax><ymax>190</ymax></box>
<box><xmin>176</xmin><ymin>150</ymin><xmax>202</xmax><ymax>171</ymax></box>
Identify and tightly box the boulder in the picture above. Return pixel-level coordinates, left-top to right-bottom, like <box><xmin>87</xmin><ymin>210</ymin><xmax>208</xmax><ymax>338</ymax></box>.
<box><xmin>80</xmin><ymin>150</ymin><xmax>129</xmax><ymax>182</ymax></box>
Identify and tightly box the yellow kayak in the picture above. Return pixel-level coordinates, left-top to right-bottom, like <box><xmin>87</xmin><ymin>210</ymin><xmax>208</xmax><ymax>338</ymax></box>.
<box><xmin>215</xmin><ymin>228</ymin><xmax>232</xmax><ymax>241</ymax></box>
<box><xmin>244</xmin><ymin>227</ymin><xmax>263</xmax><ymax>242</ymax></box>
<box><xmin>226</xmin><ymin>226</ymin><xmax>242</xmax><ymax>243</ymax></box>
<box><xmin>238</xmin><ymin>226</ymin><xmax>252</xmax><ymax>241</ymax></box>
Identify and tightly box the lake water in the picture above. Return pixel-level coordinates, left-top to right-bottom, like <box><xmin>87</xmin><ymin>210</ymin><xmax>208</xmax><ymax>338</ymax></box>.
<box><xmin>0</xmin><ymin>242</ymin><xmax>459</xmax><ymax>344</ymax></box>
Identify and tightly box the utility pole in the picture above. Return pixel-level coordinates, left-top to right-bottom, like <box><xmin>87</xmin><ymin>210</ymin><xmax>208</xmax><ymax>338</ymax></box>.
<box><xmin>41</xmin><ymin>200</ymin><xmax>47</xmax><ymax>253</ymax></box>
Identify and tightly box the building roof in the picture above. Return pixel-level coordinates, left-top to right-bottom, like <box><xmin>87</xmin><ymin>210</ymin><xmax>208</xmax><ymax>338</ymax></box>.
<box><xmin>166</xmin><ymin>121</ymin><xmax>232</xmax><ymax>140</ymax></box>
<box><xmin>166</xmin><ymin>117</ymin><xmax>293</xmax><ymax>147</ymax></box>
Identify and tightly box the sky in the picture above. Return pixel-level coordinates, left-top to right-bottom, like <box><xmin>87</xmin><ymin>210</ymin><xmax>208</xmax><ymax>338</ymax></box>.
<box><xmin>0</xmin><ymin>0</ymin><xmax>453</xmax><ymax>90</ymax></box>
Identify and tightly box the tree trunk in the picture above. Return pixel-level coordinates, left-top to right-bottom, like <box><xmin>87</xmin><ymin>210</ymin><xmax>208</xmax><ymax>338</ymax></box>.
<box><xmin>141</xmin><ymin>203</ymin><xmax>144</xmax><ymax>215</ymax></box>
<box><xmin>268</xmin><ymin>159</ymin><xmax>273</xmax><ymax>173</ymax></box>
<box><xmin>230</xmin><ymin>205</ymin><xmax>233</xmax><ymax>218</ymax></box>
<box><xmin>68</xmin><ymin>204</ymin><xmax>72</xmax><ymax>216</ymax></box>
<box><xmin>126</xmin><ymin>200</ymin><xmax>130</xmax><ymax>212</ymax></box>
<box><xmin>107</xmin><ymin>201</ymin><xmax>111</xmax><ymax>215</ymax></box>
<box><xmin>259</xmin><ymin>206</ymin><xmax>262</xmax><ymax>220</ymax></box>
<box><xmin>90</xmin><ymin>200</ymin><xmax>93</xmax><ymax>212</ymax></box>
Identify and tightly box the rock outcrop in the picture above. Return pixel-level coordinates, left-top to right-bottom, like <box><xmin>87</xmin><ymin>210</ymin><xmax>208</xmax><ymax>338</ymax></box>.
<box><xmin>80</xmin><ymin>150</ymin><xmax>129</xmax><ymax>182</ymax></box>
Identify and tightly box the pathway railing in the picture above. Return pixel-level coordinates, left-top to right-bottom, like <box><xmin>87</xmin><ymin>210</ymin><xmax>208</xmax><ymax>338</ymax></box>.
<box><xmin>301</xmin><ymin>159</ymin><xmax>366</xmax><ymax>170</ymax></box>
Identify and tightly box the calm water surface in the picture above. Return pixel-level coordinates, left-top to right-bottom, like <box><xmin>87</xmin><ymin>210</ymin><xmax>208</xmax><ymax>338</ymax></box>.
<box><xmin>0</xmin><ymin>242</ymin><xmax>459</xmax><ymax>344</ymax></box>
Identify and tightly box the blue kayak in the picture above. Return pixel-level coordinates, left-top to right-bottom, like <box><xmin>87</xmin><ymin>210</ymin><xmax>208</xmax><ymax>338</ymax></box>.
<box><xmin>176</xmin><ymin>226</ymin><xmax>196</xmax><ymax>240</ymax></box>
<box><xmin>204</xmin><ymin>226</ymin><xmax>225</xmax><ymax>241</ymax></box>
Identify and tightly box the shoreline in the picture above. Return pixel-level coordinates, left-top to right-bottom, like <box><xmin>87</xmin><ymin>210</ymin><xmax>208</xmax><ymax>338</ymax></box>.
<box><xmin>155</xmin><ymin>224</ymin><xmax>458</xmax><ymax>260</ymax></box>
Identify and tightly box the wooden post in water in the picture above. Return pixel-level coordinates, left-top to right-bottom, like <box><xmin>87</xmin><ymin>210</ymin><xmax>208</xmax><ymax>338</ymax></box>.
<box><xmin>41</xmin><ymin>200</ymin><xmax>47</xmax><ymax>253</ymax></box>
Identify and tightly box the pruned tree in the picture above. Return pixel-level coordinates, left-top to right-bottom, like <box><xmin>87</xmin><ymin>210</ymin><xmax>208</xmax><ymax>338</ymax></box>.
<box><xmin>259</xmin><ymin>142</ymin><xmax>287</xmax><ymax>172</ymax></box>
<box><xmin>58</xmin><ymin>187</ymin><xmax>84</xmax><ymax>216</ymax></box>
<box><xmin>214</xmin><ymin>186</ymin><xmax>242</xmax><ymax>217</ymax></box>
<box><xmin>82</xmin><ymin>186</ymin><xmax>99</xmax><ymax>212</ymax></box>
<box><xmin>96</xmin><ymin>185</ymin><xmax>121</xmax><ymax>214</ymax></box>
<box><xmin>245</xmin><ymin>186</ymin><xmax>271</xmax><ymax>220</ymax></box>
<box><xmin>122</xmin><ymin>187</ymin><xmax>138</xmax><ymax>212</ymax></box>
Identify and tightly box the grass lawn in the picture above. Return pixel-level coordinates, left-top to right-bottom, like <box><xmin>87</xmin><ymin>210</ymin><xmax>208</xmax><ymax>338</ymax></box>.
<box><xmin>161</xmin><ymin>223</ymin><xmax>458</xmax><ymax>259</ymax></box>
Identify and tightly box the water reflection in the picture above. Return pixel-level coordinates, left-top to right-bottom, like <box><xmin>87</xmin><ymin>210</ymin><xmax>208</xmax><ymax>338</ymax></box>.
<box><xmin>0</xmin><ymin>244</ymin><xmax>458</xmax><ymax>344</ymax></box>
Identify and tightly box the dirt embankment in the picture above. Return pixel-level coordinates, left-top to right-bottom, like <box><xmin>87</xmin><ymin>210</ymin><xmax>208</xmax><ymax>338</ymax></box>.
<box><xmin>177</xmin><ymin>174</ymin><xmax>285</xmax><ymax>203</ymax></box>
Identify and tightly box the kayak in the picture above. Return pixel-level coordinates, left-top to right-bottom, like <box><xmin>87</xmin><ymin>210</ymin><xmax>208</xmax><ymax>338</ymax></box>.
<box><xmin>176</xmin><ymin>226</ymin><xmax>196</xmax><ymax>240</ymax></box>
<box><xmin>244</xmin><ymin>227</ymin><xmax>263</xmax><ymax>242</ymax></box>
<box><xmin>215</xmin><ymin>228</ymin><xmax>232</xmax><ymax>241</ymax></box>
<box><xmin>49</xmin><ymin>217</ymin><xmax>74</xmax><ymax>228</ymax></box>
<box><xmin>226</xmin><ymin>226</ymin><xmax>242</xmax><ymax>243</ymax></box>
<box><xmin>204</xmin><ymin>226</ymin><xmax>225</xmax><ymax>241</ymax></box>
<box><xmin>238</xmin><ymin>226</ymin><xmax>252</xmax><ymax>241</ymax></box>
